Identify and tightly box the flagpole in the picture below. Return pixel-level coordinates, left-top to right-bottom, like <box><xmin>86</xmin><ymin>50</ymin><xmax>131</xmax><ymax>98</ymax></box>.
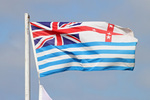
<box><xmin>25</xmin><ymin>13</ymin><xmax>30</xmax><ymax>100</ymax></box>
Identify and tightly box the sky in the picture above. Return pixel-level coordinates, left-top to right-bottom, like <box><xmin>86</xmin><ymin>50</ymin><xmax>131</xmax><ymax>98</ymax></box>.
<box><xmin>0</xmin><ymin>0</ymin><xmax>150</xmax><ymax>100</ymax></box>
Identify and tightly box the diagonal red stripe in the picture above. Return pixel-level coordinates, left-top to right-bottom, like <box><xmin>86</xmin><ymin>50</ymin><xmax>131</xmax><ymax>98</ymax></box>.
<box><xmin>66</xmin><ymin>35</ymin><xmax>81</xmax><ymax>43</ymax></box>
<box><xmin>32</xmin><ymin>31</ymin><xmax>55</xmax><ymax>38</ymax></box>
<box><xmin>30</xmin><ymin>22</ymin><xmax>46</xmax><ymax>30</ymax></box>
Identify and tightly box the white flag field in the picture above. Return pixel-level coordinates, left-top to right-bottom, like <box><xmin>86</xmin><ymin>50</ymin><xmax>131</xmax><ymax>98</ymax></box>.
<box><xmin>30</xmin><ymin>21</ymin><xmax>138</xmax><ymax>77</ymax></box>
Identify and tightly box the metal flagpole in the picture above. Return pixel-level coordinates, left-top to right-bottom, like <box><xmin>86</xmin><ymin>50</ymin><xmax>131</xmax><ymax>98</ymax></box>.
<box><xmin>28</xmin><ymin>15</ymin><xmax>41</xmax><ymax>100</ymax></box>
<box><xmin>25</xmin><ymin>13</ymin><xmax>30</xmax><ymax>100</ymax></box>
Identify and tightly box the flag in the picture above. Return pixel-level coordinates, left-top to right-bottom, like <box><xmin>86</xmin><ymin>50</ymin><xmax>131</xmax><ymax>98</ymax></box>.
<box><xmin>39</xmin><ymin>85</ymin><xmax>53</xmax><ymax>100</ymax></box>
<box><xmin>30</xmin><ymin>22</ymin><xmax>138</xmax><ymax>77</ymax></box>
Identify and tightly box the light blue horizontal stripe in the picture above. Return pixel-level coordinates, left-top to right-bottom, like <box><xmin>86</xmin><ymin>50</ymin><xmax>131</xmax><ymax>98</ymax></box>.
<box><xmin>37</xmin><ymin>50</ymin><xmax>135</xmax><ymax>61</ymax></box>
<box><xmin>40</xmin><ymin>66</ymin><xmax>134</xmax><ymax>77</ymax></box>
<box><xmin>36</xmin><ymin>42</ymin><xmax>137</xmax><ymax>53</ymax></box>
<box><xmin>39</xmin><ymin>58</ymin><xmax>135</xmax><ymax>69</ymax></box>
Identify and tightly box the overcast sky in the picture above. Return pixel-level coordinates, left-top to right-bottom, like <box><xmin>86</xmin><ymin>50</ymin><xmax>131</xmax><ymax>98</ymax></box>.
<box><xmin>0</xmin><ymin>0</ymin><xmax>150</xmax><ymax>100</ymax></box>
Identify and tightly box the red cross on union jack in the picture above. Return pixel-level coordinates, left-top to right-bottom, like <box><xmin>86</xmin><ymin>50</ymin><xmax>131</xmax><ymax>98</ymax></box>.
<box><xmin>30</xmin><ymin>22</ymin><xmax>82</xmax><ymax>49</ymax></box>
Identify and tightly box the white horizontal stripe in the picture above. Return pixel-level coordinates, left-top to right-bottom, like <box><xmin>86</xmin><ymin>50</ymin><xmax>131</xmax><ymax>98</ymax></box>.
<box><xmin>38</xmin><ymin>54</ymin><xmax>135</xmax><ymax>66</ymax></box>
<box><xmin>39</xmin><ymin>62</ymin><xmax>135</xmax><ymax>73</ymax></box>
<box><xmin>37</xmin><ymin>46</ymin><xmax>136</xmax><ymax>57</ymax></box>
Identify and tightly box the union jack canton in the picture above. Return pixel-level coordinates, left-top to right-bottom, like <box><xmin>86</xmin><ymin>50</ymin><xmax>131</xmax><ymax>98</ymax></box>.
<box><xmin>30</xmin><ymin>22</ymin><xmax>82</xmax><ymax>49</ymax></box>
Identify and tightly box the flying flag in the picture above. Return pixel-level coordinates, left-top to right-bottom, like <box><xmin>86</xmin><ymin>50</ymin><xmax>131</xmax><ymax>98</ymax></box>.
<box><xmin>30</xmin><ymin>22</ymin><xmax>138</xmax><ymax>77</ymax></box>
<box><xmin>39</xmin><ymin>85</ymin><xmax>53</xmax><ymax>100</ymax></box>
